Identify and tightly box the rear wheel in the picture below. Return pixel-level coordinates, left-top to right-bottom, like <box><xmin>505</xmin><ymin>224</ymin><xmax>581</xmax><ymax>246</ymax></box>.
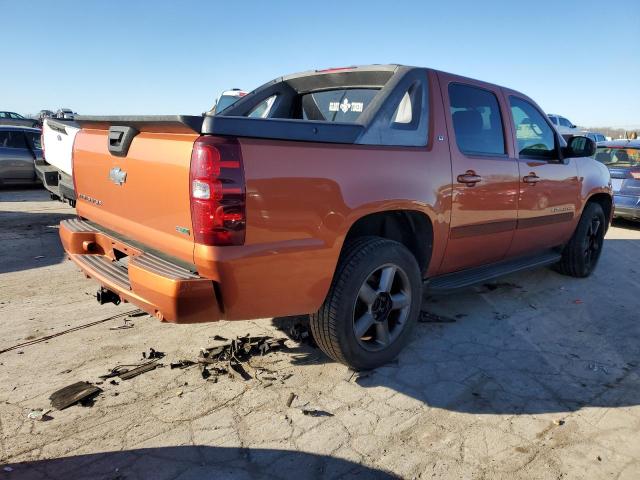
<box><xmin>310</xmin><ymin>237</ymin><xmax>422</xmax><ymax>370</ymax></box>
<box><xmin>554</xmin><ymin>202</ymin><xmax>605</xmax><ymax>277</ymax></box>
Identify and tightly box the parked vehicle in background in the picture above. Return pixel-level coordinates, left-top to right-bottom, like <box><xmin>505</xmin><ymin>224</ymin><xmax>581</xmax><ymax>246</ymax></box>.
<box><xmin>35</xmin><ymin>118</ymin><xmax>79</xmax><ymax>206</ymax></box>
<box><xmin>38</xmin><ymin>110</ymin><xmax>55</xmax><ymax>124</ymax></box>
<box><xmin>213</xmin><ymin>89</ymin><xmax>247</xmax><ymax>114</ymax></box>
<box><xmin>55</xmin><ymin>108</ymin><xmax>75</xmax><ymax>120</ymax></box>
<box><xmin>0</xmin><ymin>125</ymin><xmax>42</xmax><ymax>185</ymax></box>
<box><xmin>0</xmin><ymin>111</ymin><xmax>40</xmax><ymax>128</ymax></box>
<box><xmin>59</xmin><ymin>65</ymin><xmax>611</xmax><ymax>369</ymax></box>
<box><xmin>593</xmin><ymin>140</ymin><xmax>640</xmax><ymax>221</ymax></box>
<box><xmin>548</xmin><ymin>114</ymin><xmax>578</xmax><ymax>138</ymax></box>
<box><xmin>584</xmin><ymin>132</ymin><xmax>607</xmax><ymax>143</ymax></box>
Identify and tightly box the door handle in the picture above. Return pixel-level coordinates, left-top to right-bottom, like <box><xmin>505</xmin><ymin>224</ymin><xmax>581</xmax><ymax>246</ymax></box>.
<box><xmin>523</xmin><ymin>173</ymin><xmax>540</xmax><ymax>184</ymax></box>
<box><xmin>457</xmin><ymin>171</ymin><xmax>482</xmax><ymax>186</ymax></box>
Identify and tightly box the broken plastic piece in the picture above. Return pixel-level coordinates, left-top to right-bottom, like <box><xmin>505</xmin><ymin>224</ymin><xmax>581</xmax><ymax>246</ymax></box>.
<box><xmin>49</xmin><ymin>381</ymin><xmax>102</xmax><ymax>410</ymax></box>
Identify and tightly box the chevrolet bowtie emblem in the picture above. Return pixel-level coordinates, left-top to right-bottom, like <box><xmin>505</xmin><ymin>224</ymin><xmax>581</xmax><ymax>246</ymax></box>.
<box><xmin>109</xmin><ymin>167</ymin><xmax>127</xmax><ymax>186</ymax></box>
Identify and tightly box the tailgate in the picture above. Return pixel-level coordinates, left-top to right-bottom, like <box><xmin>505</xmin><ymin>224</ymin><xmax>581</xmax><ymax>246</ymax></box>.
<box><xmin>73</xmin><ymin>116</ymin><xmax>202</xmax><ymax>264</ymax></box>
<box><xmin>43</xmin><ymin>119</ymin><xmax>79</xmax><ymax>176</ymax></box>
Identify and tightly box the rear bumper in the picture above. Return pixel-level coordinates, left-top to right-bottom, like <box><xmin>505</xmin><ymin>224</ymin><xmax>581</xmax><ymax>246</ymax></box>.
<box><xmin>60</xmin><ymin>219</ymin><xmax>221</xmax><ymax>323</ymax></box>
<box><xmin>34</xmin><ymin>161</ymin><xmax>76</xmax><ymax>202</ymax></box>
<box><xmin>613</xmin><ymin>195</ymin><xmax>640</xmax><ymax>221</ymax></box>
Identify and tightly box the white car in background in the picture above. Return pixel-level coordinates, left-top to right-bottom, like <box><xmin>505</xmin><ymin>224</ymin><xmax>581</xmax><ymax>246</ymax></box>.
<box><xmin>35</xmin><ymin>118</ymin><xmax>80</xmax><ymax>206</ymax></box>
<box><xmin>547</xmin><ymin>114</ymin><xmax>579</xmax><ymax>137</ymax></box>
<box><xmin>213</xmin><ymin>89</ymin><xmax>247</xmax><ymax>114</ymax></box>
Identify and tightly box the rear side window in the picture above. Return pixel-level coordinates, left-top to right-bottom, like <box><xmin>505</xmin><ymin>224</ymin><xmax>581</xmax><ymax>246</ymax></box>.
<box><xmin>25</xmin><ymin>132</ymin><xmax>41</xmax><ymax>149</ymax></box>
<box><xmin>248</xmin><ymin>95</ymin><xmax>277</xmax><ymax>118</ymax></box>
<box><xmin>510</xmin><ymin>97</ymin><xmax>556</xmax><ymax>159</ymax></box>
<box><xmin>449</xmin><ymin>83</ymin><xmax>505</xmax><ymax>155</ymax></box>
<box><xmin>549</xmin><ymin>116</ymin><xmax>558</xmax><ymax>125</ymax></box>
<box><xmin>301</xmin><ymin>88</ymin><xmax>378</xmax><ymax>123</ymax></box>
<box><xmin>0</xmin><ymin>131</ymin><xmax>27</xmax><ymax>148</ymax></box>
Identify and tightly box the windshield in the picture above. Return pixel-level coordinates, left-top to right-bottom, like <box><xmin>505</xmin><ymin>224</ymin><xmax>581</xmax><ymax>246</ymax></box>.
<box><xmin>593</xmin><ymin>147</ymin><xmax>640</xmax><ymax>167</ymax></box>
<box><xmin>215</xmin><ymin>95</ymin><xmax>241</xmax><ymax>114</ymax></box>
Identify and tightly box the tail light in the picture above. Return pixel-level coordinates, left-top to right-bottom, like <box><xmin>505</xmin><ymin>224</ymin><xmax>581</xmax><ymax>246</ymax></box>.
<box><xmin>41</xmin><ymin>132</ymin><xmax>46</xmax><ymax>161</ymax></box>
<box><xmin>630</xmin><ymin>170</ymin><xmax>640</xmax><ymax>180</ymax></box>
<box><xmin>190</xmin><ymin>136</ymin><xmax>246</xmax><ymax>246</ymax></box>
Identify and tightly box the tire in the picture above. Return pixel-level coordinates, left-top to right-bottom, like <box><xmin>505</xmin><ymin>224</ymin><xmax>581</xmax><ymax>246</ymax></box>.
<box><xmin>554</xmin><ymin>202</ymin><xmax>606</xmax><ymax>278</ymax></box>
<box><xmin>310</xmin><ymin>236</ymin><xmax>423</xmax><ymax>370</ymax></box>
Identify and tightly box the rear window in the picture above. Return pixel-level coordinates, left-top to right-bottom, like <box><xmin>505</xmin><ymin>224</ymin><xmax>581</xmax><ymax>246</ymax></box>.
<box><xmin>0</xmin><ymin>131</ymin><xmax>27</xmax><ymax>148</ymax></box>
<box><xmin>301</xmin><ymin>88</ymin><xmax>378</xmax><ymax>123</ymax></box>
<box><xmin>593</xmin><ymin>147</ymin><xmax>640</xmax><ymax>166</ymax></box>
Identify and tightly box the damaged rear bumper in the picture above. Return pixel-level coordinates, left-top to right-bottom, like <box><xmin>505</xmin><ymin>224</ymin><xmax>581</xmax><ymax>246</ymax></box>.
<box><xmin>59</xmin><ymin>219</ymin><xmax>221</xmax><ymax>323</ymax></box>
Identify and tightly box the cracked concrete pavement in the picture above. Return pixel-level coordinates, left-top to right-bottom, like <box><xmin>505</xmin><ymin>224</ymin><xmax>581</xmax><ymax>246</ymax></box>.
<box><xmin>1</xmin><ymin>188</ymin><xmax>639</xmax><ymax>479</ymax></box>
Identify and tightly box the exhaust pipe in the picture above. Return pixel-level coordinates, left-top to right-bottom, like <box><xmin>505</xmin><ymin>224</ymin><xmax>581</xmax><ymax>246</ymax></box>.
<box><xmin>96</xmin><ymin>287</ymin><xmax>121</xmax><ymax>306</ymax></box>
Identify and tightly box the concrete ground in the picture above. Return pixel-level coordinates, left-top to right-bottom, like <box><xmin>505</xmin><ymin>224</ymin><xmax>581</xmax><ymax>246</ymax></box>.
<box><xmin>1</xmin><ymin>188</ymin><xmax>639</xmax><ymax>480</ymax></box>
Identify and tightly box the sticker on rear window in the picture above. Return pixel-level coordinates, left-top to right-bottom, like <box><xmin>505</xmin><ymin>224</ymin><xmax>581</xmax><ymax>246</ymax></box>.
<box><xmin>329</xmin><ymin>98</ymin><xmax>364</xmax><ymax>114</ymax></box>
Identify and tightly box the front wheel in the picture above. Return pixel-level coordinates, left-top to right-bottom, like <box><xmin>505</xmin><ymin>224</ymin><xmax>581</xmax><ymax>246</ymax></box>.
<box><xmin>554</xmin><ymin>202</ymin><xmax>606</xmax><ymax>278</ymax></box>
<box><xmin>310</xmin><ymin>237</ymin><xmax>422</xmax><ymax>370</ymax></box>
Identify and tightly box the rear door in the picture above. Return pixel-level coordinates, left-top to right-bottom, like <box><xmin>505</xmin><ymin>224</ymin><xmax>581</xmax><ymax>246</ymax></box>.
<box><xmin>504</xmin><ymin>94</ymin><xmax>580</xmax><ymax>257</ymax></box>
<box><xmin>0</xmin><ymin>130</ymin><xmax>35</xmax><ymax>181</ymax></box>
<box><xmin>437</xmin><ymin>73</ymin><xmax>519</xmax><ymax>273</ymax></box>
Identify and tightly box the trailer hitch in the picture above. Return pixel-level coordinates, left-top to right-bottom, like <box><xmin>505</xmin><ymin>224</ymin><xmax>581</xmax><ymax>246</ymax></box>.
<box><xmin>96</xmin><ymin>287</ymin><xmax>121</xmax><ymax>306</ymax></box>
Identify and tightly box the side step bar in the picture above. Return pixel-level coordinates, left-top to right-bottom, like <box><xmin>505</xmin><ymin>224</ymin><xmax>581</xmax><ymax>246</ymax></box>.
<box><xmin>425</xmin><ymin>250</ymin><xmax>562</xmax><ymax>294</ymax></box>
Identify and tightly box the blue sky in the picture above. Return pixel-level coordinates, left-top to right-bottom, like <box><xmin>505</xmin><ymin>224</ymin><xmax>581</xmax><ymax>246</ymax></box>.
<box><xmin>3</xmin><ymin>0</ymin><xmax>639</xmax><ymax>127</ymax></box>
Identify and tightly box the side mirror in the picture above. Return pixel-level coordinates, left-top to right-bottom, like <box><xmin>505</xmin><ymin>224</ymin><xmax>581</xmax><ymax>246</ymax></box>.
<box><xmin>564</xmin><ymin>135</ymin><xmax>596</xmax><ymax>158</ymax></box>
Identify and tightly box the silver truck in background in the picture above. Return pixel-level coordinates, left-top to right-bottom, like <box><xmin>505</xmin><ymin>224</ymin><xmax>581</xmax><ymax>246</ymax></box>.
<box><xmin>35</xmin><ymin>118</ymin><xmax>79</xmax><ymax>206</ymax></box>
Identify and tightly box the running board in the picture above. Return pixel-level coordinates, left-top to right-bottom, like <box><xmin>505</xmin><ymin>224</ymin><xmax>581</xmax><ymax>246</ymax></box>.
<box><xmin>425</xmin><ymin>250</ymin><xmax>562</xmax><ymax>294</ymax></box>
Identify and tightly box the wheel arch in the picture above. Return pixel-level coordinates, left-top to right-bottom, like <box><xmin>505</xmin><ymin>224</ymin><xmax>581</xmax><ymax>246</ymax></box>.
<box><xmin>342</xmin><ymin>209</ymin><xmax>434</xmax><ymax>276</ymax></box>
<box><xmin>585</xmin><ymin>192</ymin><xmax>613</xmax><ymax>231</ymax></box>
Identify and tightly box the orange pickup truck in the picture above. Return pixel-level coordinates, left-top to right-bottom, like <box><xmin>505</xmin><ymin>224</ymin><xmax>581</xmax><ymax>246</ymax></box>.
<box><xmin>60</xmin><ymin>65</ymin><xmax>612</xmax><ymax>369</ymax></box>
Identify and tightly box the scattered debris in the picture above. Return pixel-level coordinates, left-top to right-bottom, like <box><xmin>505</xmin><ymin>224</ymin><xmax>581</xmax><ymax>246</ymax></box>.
<box><xmin>34</xmin><ymin>255</ymin><xmax>45</xmax><ymax>260</ymax></box>
<box><xmin>4</xmin><ymin>466</ymin><xmax>13</xmax><ymax>472</ymax></box>
<box><xmin>286</xmin><ymin>392</ymin><xmax>297</xmax><ymax>407</ymax></box>
<box><xmin>553</xmin><ymin>419</ymin><xmax>565</xmax><ymax>426</ymax></box>
<box><xmin>49</xmin><ymin>381</ymin><xmax>102</xmax><ymax>410</ymax></box>
<box><xmin>211</xmin><ymin>335</ymin><xmax>228</xmax><ymax>341</ymax></box>
<box><xmin>27</xmin><ymin>409</ymin><xmax>52</xmax><ymax>421</ymax></box>
<box><xmin>176</xmin><ymin>390</ymin><xmax>183</xmax><ymax>397</ymax></box>
<box><xmin>198</xmin><ymin>335</ymin><xmax>287</xmax><ymax>381</ymax></box>
<box><xmin>419</xmin><ymin>311</ymin><xmax>456</xmax><ymax>323</ymax></box>
<box><xmin>119</xmin><ymin>362</ymin><xmax>161</xmax><ymax>380</ymax></box>
<box><xmin>597</xmin><ymin>456</ymin><xmax>602</xmax><ymax>462</ymax></box>
<box><xmin>494</xmin><ymin>312</ymin><xmax>510</xmax><ymax>320</ymax></box>
<box><xmin>170</xmin><ymin>360</ymin><xmax>196</xmax><ymax>369</ymax></box>
<box><xmin>109</xmin><ymin>318</ymin><xmax>135</xmax><ymax>330</ymax></box>
<box><xmin>573</xmin><ymin>299</ymin><xmax>583</xmax><ymax>304</ymax></box>
<box><xmin>142</xmin><ymin>348</ymin><xmax>165</xmax><ymax>360</ymax></box>
<box><xmin>301</xmin><ymin>409</ymin><xmax>334</xmax><ymax>417</ymax></box>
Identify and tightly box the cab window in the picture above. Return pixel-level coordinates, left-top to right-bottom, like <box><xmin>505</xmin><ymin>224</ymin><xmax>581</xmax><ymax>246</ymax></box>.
<box><xmin>510</xmin><ymin>97</ymin><xmax>556</xmax><ymax>160</ymax></box>
<box><xmin>449</xmin><ymin>83</ymin><xmax>505</xmax><ymax>156</ymax></box>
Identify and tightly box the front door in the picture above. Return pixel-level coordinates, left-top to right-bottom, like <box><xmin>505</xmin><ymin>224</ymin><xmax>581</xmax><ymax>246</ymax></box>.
<box><xmin>437</xmin><ymin>73</ymin><xmax>520</xmax><ymax>274</ymax></box>
<box><xmin>504</xmin><ymin>95</ymin><xmax>581</xmax><ymax>257</ymax></box>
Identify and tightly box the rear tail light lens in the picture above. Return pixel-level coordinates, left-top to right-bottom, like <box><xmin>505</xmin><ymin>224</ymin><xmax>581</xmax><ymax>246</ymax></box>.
<box><xmin>41</xmin><ymin>131</ymin><xmax>45</xmax><ymax>161</ymax></box>
<box><xmin>189</xmin><ymin>136</ymin><xmax>246</xmax><ymax>246</ymax></box>
<box><xmin>630</xmin><ymin>170</ymin><xmax>640</xmax><ymax>180</ymax></box>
